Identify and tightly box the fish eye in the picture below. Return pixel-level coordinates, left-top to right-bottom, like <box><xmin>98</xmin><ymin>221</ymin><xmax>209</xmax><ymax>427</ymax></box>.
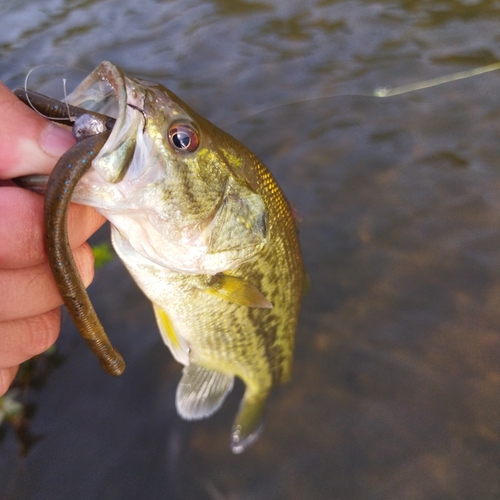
<box><xmin>168</xmin><ymin>123</ymin><xmax>199</xmax><ymax>153</ymax></box>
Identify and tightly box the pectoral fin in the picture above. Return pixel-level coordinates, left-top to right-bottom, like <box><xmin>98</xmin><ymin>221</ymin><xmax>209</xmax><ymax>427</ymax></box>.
<box><xmin>176</xmin><ymin>364</ymin><xmax>234</xmax><ymax>420</ymax></box>
<box><xmin>230</xmin><ymin>392</ymin><xmax>267</xmax><ymax>454</ymax></box>
<box><xmin>205</xmin><ymin>274</ymin><xmax>273</xmax><ymax>309</ymax></box>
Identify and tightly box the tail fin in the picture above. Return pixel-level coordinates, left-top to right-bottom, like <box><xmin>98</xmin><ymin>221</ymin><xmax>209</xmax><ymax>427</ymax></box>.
<box><xmin>230</xmin><ymin>391</ymin><xmax>268</xmax><ymax>454</ymax></box>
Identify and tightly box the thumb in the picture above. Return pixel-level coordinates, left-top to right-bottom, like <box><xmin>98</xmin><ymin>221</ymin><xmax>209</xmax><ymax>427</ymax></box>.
<box><xmin>0</xmin><ymin>81</ymin><xmax>75</xmax><ymax>179</ymax></box>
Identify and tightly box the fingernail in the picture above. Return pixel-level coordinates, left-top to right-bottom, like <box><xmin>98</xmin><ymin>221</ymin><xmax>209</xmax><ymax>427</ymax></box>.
<box><xmin>39</xmin><ymin>122</ymin><xmax>75</xmax><ymax>158</ymax></box>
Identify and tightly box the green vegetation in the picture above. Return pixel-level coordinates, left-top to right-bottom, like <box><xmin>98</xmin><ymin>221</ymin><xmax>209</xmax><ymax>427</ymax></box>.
<box><xmin>91</xmin><ymin>241</ymin><xmax>115</xmax><ymax>268</ymax></box>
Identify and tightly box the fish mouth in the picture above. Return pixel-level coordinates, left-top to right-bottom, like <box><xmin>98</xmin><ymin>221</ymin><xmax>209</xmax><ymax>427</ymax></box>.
<box><xmin>66</xmin><ymin>61</ymin><xmax>143</xmax><ymax>183</ymax></box>
<box><xmin>66</xmin><ymin>61</ymin><xmax>126</xmax><ymax>126</ymax></box>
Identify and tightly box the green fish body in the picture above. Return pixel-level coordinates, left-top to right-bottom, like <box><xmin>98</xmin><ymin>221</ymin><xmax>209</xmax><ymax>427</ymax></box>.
<box><xmin>59</xmin><ymin>62</ymin><xmax>304</xmax><ymax>452</ymax></box>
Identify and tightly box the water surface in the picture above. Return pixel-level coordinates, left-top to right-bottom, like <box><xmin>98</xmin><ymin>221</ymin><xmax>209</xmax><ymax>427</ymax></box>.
<box><xmin>1</xmin><ymin>1</ymin><xmax>500</xmax><ymax>498</ymax></box>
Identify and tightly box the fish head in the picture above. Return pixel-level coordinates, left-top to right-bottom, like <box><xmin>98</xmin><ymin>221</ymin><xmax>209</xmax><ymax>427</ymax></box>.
<box><xmin>68</xmin><ymin>62</ymin><xmax>268</xmax><ymax>273</ymax></box>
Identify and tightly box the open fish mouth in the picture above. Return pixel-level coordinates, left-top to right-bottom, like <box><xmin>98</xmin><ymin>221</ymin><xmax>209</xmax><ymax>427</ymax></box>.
<box><xmin>66</xmin><ymin>61</ymin><xmax>143</xmax><ymax>184</ymax></box>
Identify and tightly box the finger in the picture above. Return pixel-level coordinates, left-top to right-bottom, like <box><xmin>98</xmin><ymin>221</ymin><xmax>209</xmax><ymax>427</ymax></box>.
<box><xmin>0</xmin><ymin>242</ymin><xmax>95</xmax><ymax>322</ymax></box>
<box><xmin>0</xmin><ymin>187</ymin><xmax>106</xmax><ymax>269</ymax></box>
<box><xmin>0</xmin><ymin>308</ymin><xmax>60</xmax><ymax>369</ymax></box>
<box><xmin>0</xmin><ymin>82</ymin><xmax>75</xmax><ymax>179</ymax></box>
<box><xmin>0</xmin><ymin>366</ymin><xmax>20</xmax><ymax>397</ymax></box>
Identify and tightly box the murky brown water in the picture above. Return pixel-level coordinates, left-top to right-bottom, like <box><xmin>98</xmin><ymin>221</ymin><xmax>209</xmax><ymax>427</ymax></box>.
<box><xmin>1</xmin><ymin>0</ymin><xmax>500</xmax><ymax>498</ymax></box>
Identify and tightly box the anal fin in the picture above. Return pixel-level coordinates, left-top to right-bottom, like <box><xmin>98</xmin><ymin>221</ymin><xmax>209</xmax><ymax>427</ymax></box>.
<box><xmin>176</xmin><ymin>364</ymin><xmax>234</xmax><ymax>420</ymax></box>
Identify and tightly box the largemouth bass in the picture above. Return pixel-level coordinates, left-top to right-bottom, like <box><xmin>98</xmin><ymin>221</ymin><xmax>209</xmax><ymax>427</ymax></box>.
<box><xmin>14</xmin><ymin>61</ymin><xmax>304</xmax><ymax>453</ymax></box>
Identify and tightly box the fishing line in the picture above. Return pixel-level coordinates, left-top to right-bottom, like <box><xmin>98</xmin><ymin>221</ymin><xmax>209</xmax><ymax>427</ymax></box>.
<box><xmin>23</xmin><ymin>64</ymin><xmax>83</xmax><ymax>122</ymax></box>
<box><xmin>61</xmin><ymin>78</ymin><xmax>75</xmax><ymax>122</ymax></box>
<box><xmin>372</xmin><ymin>61</ymin><xmax>500</xmax><ymax>97</ymax></box>
<box><xmin>23</xmin><ymin>66</ymin><xmax>53</xmax><ymax>121</ymax></box>
<box><xmin>22</xmin><ymin>61</ymin><xmax>500</xmax><ymax>127</ymax></box>
<box><xmin>225</xmin><ymin>62</ymin><xmax>500</xmax><ymax>126</ymax></box>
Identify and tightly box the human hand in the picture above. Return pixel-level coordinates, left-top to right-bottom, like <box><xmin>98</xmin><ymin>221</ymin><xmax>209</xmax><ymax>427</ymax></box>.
<box><xmin>0</xmin><ymin>81</ymin><xmax>106</xmax><ymax>396</ymax></box>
